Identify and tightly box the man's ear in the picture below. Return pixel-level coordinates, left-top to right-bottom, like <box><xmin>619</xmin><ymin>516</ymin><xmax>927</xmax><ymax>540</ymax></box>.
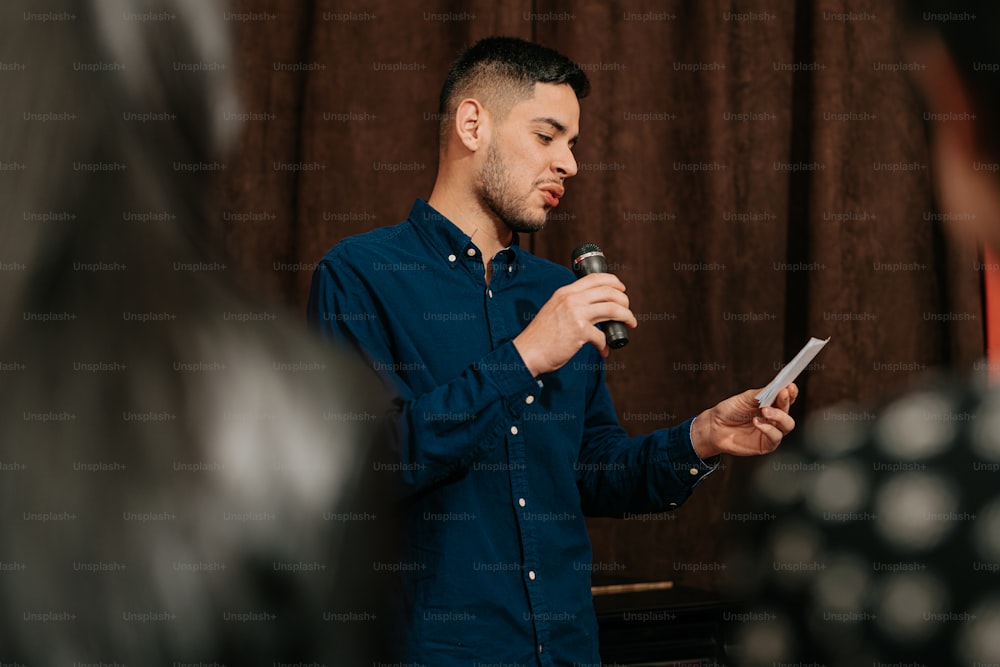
<box><xmin>453</xmin><ymin>98</ymin><xmax>491</xmax><ymax>152</ymax></box>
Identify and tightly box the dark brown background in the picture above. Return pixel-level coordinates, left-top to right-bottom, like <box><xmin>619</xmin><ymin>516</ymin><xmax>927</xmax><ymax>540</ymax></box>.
<box><xmin>210</xmin><ymin>0</ymin><xmax>985</xmax><ymax>591</ymax></box>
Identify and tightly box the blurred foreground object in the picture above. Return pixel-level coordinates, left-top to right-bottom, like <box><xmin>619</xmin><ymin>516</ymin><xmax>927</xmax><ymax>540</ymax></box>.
<box><xmin>0</xmin><ymin>0</ymin><xmax>390</xmax><ymax>664</ymax></box>
<box><xmin>728</xmin><ymin>377</ymin><xmax>1000</xmax><ymax>666</ymax></box>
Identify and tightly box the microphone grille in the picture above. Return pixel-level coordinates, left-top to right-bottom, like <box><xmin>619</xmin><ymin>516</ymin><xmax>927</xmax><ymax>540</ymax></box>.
<box><xmin>571</xmin><ymin>243</ymin><xmax>602</xmax><ymax>264</ymax></box>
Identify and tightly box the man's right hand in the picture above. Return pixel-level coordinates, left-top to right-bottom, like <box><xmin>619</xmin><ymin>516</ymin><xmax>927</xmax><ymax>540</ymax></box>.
<box><xmin>513</xmin><ymin>273</ymin><xmax>637</xmax><ymax>377</ymax></box>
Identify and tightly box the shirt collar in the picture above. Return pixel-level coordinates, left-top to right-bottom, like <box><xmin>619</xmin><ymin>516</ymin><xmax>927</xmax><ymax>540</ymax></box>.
<box><xmin>407</xmin><ymin>198</ymin><xmax>522</xmax><ymax>270</ymax></box>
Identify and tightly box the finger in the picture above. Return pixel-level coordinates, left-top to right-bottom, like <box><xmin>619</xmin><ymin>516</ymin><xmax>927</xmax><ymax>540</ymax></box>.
<box><xmin>775</xmin><ymin>387</ymin><xmax>792</xmax><ymax>412</ymax></box>
<box><xmin>774</xmin><ymin>382</ymin><xmax>799</xmax><ymax>412</ymax></box>
<box><xmin>584</xmin><ymin>303</ymin><xmax>637</xmax><ymax>329</ymax></box>
<box><xmin>752</xmin><ymin>417</ymin><xmax>784</xmax><ymax>451</ymax></box>
<box><xmin>568</xmin><ymin>272</ymin><xmax>627</xmax><ymax>293</ymax></box>
<box><xmin>731</xmin><ymin>390</ymin><xmax>763</xmax><ymax>416</ymax></box>
<box><xmin>760</xmin><ymin>406</ymin><xmax>795</xmax><ymax>435</ymax></box>
<box><xmin>585</xmin><ymin>326</ymin><xmax>610</xmax><ymax>358</ymax></box>
<box><xmin>575</xmin><ymin>285</ymin><xmax>630</xmax><ymax>309</ymax></box>
<box><xmin>563</xmin><ymin>287</ymin><xmax>630</xmax><ymax>319</ymax></box>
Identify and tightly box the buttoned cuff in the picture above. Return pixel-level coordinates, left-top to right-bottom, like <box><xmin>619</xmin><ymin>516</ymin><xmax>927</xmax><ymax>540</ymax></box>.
<box><xmin>480</xmin><ymin>342</ymin><xmax>543</xmax><ymax>418</ymax></box>
<box><xmin>666</xmin><ymin>417</ymin><xmax>720</xmax><ymax>487</ymax></box>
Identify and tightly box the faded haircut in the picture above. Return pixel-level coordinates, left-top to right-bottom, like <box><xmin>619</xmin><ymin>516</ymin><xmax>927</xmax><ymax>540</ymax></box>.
<box><xmin>437</xmin><ymin>36</ymin><xmax>589</xmax><ymax>144</ymax></box>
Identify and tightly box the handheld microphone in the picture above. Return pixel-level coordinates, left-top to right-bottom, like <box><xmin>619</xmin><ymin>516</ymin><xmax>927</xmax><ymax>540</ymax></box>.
<box><xmin>570</xmin><ymin>243</ymin><xmax>629</xmax><ymax>349</ymax></box>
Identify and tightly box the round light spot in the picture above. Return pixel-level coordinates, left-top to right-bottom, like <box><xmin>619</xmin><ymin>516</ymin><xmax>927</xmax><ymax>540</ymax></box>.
<box><xmin>732</xmin><ymin>613</ymin><xmax>795</xmax><ymax>666</ymax></box>
<box><xmin>812</xmin><ymin>552</ymin><xmax>870</xmax><ymax>615</ymax></box>
<box><xmin>957</xmin><ymin>597</ymin><xmax>1000</xmax><ymax>665</ymax></box>
<box><xmin>805</xmin><ymin>460</ymin><xmax>869</xmax><ymax>517</ymax></box>
<box><xmin>875</xmin><ymin>572</ymin><xmax>948</xmax><ymax>642</ymax></box>
<box><xmin>752</xmin><ymin>453</ymin><xmax>807</xmax><ymax>506</ymax></box>
<box><xmin>803</xmin><ymin>403</ymin><xmax>867</xmax><ymax>459</ymax></box>
<box><xmin>874</xmin><ymin>392</ymin><xmax>957</xmax><ymax>461</ymax></box>
<box><xmin>874</xmin><ymin>473</ymin><xmax>958</xmax><ymax>551</ymax></box>
<box><xmin>769</xmin><ymin>520</ymin><xmax>824</xmax><ymax>589</ymax></box>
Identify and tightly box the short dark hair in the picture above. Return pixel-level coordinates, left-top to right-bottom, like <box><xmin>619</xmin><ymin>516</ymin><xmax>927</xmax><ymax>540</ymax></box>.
<box><xmin>900</xmin><ymin>0</ymin><xmax>1000</xmax><ymax>157</ymax></box>
<box><xmin>437</xmin><ymin>36</ymin><xmax>589</xmax><ymax>140</ymax></box>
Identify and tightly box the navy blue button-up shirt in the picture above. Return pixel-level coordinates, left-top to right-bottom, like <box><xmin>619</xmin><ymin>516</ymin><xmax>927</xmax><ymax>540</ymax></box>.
<box><xmin>307</xmin><ymin>199</ymin><xmax>718</xmax><ymax>666</ymax></box>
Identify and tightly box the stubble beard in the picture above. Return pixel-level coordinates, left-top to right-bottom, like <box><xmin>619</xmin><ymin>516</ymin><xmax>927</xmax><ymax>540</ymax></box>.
<box><xmin>479</xmin><ymin>142</ymin><xmax>548</xmax><ymax>234</ymax></box>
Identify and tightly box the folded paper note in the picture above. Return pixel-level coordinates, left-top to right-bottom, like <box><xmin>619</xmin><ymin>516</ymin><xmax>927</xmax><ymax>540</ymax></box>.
<box><xmin>755</xmin><ymin>337</ymin><xmax>830</xmax><ymax>407</ymax></box>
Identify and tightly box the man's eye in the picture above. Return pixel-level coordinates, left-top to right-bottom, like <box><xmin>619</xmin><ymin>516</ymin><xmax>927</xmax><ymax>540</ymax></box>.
<box><xmin>536</xmin><ymin>134</ymin><xmax>553</xmax><ymax>144</ymax></box>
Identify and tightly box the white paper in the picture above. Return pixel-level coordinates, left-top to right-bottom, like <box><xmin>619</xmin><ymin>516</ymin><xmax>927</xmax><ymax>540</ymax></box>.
<box><xmin>755</xmin><ymin>337</ymin><xmax>830</xmax><ymax>407</ymax></box>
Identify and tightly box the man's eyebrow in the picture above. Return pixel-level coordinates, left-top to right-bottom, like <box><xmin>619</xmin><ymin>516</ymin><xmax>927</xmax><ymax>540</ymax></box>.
<box><xmin>531</xmin><ymin>116</ymin><xmax>579</xmax><ymax>145</ymax></box>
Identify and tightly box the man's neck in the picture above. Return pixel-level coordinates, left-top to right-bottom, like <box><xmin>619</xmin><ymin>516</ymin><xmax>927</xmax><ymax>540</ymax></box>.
<box><xmin>427</xmin><ymin>188</ymin><xmax>512</xmax><ymax>282</ymax></box>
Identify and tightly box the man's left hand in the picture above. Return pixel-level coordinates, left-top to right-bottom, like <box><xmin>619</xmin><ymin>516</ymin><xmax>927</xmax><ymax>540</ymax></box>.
<box><xmin>690</xmin><ymin>383</ymin><xmax>798</xmax><ymax>460</ymax></box>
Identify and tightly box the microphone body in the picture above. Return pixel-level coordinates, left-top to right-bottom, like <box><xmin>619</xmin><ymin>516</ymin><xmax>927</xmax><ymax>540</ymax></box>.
<box><xmin>570</xmin><ymin>243</ymin><xmax>629</xmax><ymax>349</ymax></box>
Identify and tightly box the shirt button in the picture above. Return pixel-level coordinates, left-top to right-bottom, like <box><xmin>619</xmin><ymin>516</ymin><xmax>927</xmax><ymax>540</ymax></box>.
<box><xmin>447</xmin><ymin>254</ymin><xmax>456</xmax><ymax>263</ymax></box>
<box><xmin>507</xmin><ymin>265</ymin><xmax>513</xmax><ymax>273</ymax></box>
<box><xmin>525</xmin><ymin>395</ymin><xmax>535</xmax><ymax>405</ymax></box>
<box><xmin>539</xmin><ymin>644</ymin><xmax>543</xmax><ymax>654</ymax></box>
<box><xmin>689</xmin><ymin>467</ymin><xmax>700</xmax><ymax>476</ymax></box>
<box><xmin>510</xmin><ymin>425</ymin><xmax>518</xmax><ymax>435</ymax></box>
<box><xmin>487</xmin><ymin>289</ymin><xmax>493</xmax><ymax>298</ymax></box>
<box><xmin>466</xmin><ymin>248</ymin><xmax>476</xmax><ymax>257</ymax></box>
<box><xmin>518</xmin><ymin>498</ymin><xmax>526</xmax><ymax>507</ymax></box>
<box><xmin>528</xmin><ymin>570</ymin><xmax>536</xmax><ymax>580</ymax></box>
<box><xmin>669</xmin><ymin>502</ymin><xmax>678</xmax><ymax>507</ymax></box>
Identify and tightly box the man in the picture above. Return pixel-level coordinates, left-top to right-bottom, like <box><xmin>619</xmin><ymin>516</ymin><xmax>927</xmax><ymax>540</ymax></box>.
<box><xmin>727</xmin><ymin>3</ymin><xmax>1000</xmax><ymax>666</ymax></box>
<box><xmin>308</xmin><ymin>37</ymin><xmax>797</xmax><ymax>665</ymax></box>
